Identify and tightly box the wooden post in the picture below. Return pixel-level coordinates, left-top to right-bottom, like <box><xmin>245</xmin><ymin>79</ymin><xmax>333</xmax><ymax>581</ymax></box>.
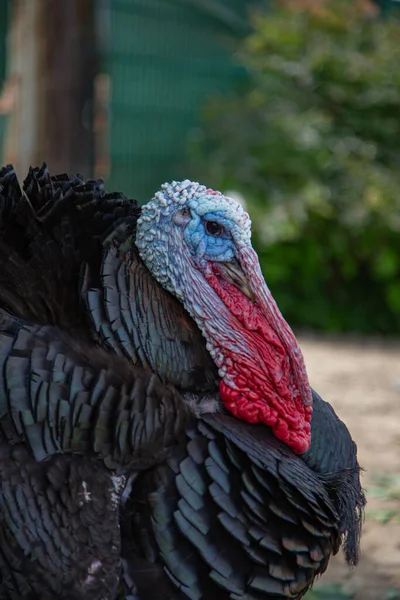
<box><xmin>2</xmin><ymin>0</ymin><xmax>42</xmax><ymax>176</ymax></box>
<box><xmin>2</xmin><ymin>0</ymin><xmax>97</xmax><ymax>179</ymax></box>
<box><xmin>39</xmin><ymin>0</ymin><xmax>97</xmax><ymax>177</ymax></box>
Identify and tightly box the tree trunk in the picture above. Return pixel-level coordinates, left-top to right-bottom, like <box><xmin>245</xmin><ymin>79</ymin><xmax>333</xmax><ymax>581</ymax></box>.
<box><xmin>2</xmin><ymin>0</ymin><xmax>97</xmax><ymax>179</ymax></box>
<box><xmin>39</xmin><ymin>0</ymin><xmax>97</xmax><ymax>177</ymax></box>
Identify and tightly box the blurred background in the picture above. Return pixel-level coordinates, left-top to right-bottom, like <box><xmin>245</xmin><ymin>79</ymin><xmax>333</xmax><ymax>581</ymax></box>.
<box><xmin>1</xmin><ymin>0</ymin><xmax>400</xmax><ymax>598</ymax></box>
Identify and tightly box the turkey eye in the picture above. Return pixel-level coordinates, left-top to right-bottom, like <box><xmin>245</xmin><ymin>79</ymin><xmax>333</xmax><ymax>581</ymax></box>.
<box><xmin>205</xmin><ymin>221</ymin><xmax>223</xmax><ymax>237</ymax></box>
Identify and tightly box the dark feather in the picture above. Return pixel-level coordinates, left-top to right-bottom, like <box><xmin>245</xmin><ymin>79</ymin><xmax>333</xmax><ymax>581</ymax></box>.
<box><xmin>0</xmin><ymin>309</ymin><xmax>190</xmax><ymax>470</ymax></box>
<box><xmin>0</xmin><ymin>440</ymin><xmax>123</xmax><ymax>599</ymax></box>
<box><xmin>122</xmin><ymin>396</ymin><xmax>365</xmax><ymax>599</ymax></box>
<box><xmin>0</xmin><ymin>163</ymin><xmax>219</xmax><ymax>391</ymax></box>
<box><xmin>302</xmin><ymin>390</ymin><xmax>366</xmax><ymax>566</ymax></box>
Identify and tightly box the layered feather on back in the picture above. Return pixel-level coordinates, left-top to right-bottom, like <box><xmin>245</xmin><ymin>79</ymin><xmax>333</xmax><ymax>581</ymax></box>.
<box><xmin>0</xmin><ymin>163</ymin><xmax>218</xmax><ymax>390</ymax></box>
<box><xmin>0</xmin><ymin>164</ymin><xmax>218</xmax><ymax>599</ymax></box>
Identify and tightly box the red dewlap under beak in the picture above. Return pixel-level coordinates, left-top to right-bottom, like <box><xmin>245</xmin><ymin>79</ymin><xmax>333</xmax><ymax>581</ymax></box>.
<box><xmin>211</xmin><ymin>247</ymin><xmax>313</xmax><ymax>454</ymax></box>
<box><xmin>220</xmin><ymin>380</ymin><xmax>312</xmax><ymax>454</ymax></box>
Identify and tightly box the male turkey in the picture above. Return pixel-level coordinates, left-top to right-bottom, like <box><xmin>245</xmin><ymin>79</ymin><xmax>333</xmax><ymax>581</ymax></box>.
<box><xmin>0</xmin><ymin>165</ymin><xmax>365</xmax><ymax>600</ymax></box>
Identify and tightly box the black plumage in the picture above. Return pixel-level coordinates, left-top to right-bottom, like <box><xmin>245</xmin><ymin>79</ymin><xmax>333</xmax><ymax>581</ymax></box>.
<box><xmin>0</xmin><ymin>164</ymin><xmax>211</xmax><ymax>599</ymax></box>
<box><xmin>123</xmin><ymin>388</ymin><xmax>364</xmax><ymax>600</ymax></box>
<box><xmin>0</xmin><ymin>164</ymin><xmax>365</xmax><ymax>599</ymax></box>
<box><xmin>0</xmin><ymin>443</ymin><xmax>123</xmax><ymax>599</ymax></box>
<box><xmin>0</xmin><ymin>164</ymin><xmax>218</xmax><ymax>391</ymax></box>
<box><xmin>0</xmin><ymin>311</ymin><xmax>190</xmax><ymax>469</ymax></box>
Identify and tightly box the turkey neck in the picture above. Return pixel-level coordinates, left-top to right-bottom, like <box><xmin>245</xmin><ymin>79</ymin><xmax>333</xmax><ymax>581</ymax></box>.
<box><xmin>177</xmin><ymin>246</ymin><xmax>312</xmax><ymax>454</ymax></box>
<box><xmin>81</xmin><ymin>242</ymin><xmax>219</xmax><ymax>393</ymax></box>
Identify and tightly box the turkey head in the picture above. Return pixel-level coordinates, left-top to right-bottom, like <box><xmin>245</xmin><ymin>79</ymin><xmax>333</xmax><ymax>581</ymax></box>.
<box><xmin>136</xmin><ymin>181</ymin><xmax>312</xmax><ymax>454</ymax></box>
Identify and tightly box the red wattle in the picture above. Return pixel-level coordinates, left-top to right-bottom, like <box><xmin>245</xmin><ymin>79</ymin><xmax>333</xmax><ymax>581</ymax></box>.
<box><xmin>220</xmin><ymin>380</ymin><xmax>311</xmax><ymax>454</ymax></box>
<box><xmin>206</xmin><ymin>267</ymin><xmax>312</xmax><ymax>454</ymax></box>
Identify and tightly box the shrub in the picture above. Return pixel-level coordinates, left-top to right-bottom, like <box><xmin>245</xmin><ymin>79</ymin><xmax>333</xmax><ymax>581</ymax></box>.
<box><xmin>190</xmin><ymin>0</ymin><xmax>400</xmax><ymax>333</ymax></box>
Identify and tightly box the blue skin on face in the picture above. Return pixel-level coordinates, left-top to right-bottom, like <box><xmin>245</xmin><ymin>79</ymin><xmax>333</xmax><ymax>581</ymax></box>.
<box><xmin>183</xmin><ymin>211</ymin><xmax>237</xmax><ymax>263</ymax></box>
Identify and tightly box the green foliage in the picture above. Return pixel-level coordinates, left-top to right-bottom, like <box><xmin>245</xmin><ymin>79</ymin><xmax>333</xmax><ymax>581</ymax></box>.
<box><xmin>367</xmin><ymin>473</ymin><xmax>400</xmax><ymax>523</ymax></box>
<box><xmin>190</xmin><ymin>0</ymin><xmax>400</xmax><ymax>333</ymax></box>
<box><xmin>304</xmin><ymin>583</ymin><xmax>354</xmax><ymax>600</ymax></box>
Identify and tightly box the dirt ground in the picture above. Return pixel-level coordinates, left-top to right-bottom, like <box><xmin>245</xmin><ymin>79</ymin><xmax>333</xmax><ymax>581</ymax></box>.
<box><xmin>299</xmin><ymin>335</ymin><xmax>400</xmax><ymax>599</ymax></box>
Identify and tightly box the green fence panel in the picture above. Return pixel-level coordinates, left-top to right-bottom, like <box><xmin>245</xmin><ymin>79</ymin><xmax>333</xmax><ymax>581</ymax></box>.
<box><xmin>101</xmin><ymin>0</ymin><xmax>264</xmax><ymax>201</ymax></box>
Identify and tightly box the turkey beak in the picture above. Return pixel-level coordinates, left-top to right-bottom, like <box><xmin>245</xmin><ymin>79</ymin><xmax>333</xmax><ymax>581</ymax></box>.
<box><xmin>217</xmin><ymin>260</ymin><xmax>256</xmax><ymax>302</ymax></box>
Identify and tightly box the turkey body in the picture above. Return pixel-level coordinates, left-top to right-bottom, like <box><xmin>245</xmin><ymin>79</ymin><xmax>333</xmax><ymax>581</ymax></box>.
<box><xmin>122</xmin><ymin>390</ymin><xmax>363</xmax><ymax>600</ymax></box>
<box><xmin>0</xmin><ymin>165</ymin><xmax>365</xmax><ymax>599</ymax></box>
<box><xmin>0</xmin><ymin>441</ymin><xmax>123</xmax><ymax>599</ymax></box>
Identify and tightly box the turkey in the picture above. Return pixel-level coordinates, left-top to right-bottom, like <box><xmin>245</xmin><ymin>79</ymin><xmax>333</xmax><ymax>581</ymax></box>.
<box><xmin>0</xmin><ymin>164</ymin><xmax>365</xmax><ymax>599</ymax></box>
